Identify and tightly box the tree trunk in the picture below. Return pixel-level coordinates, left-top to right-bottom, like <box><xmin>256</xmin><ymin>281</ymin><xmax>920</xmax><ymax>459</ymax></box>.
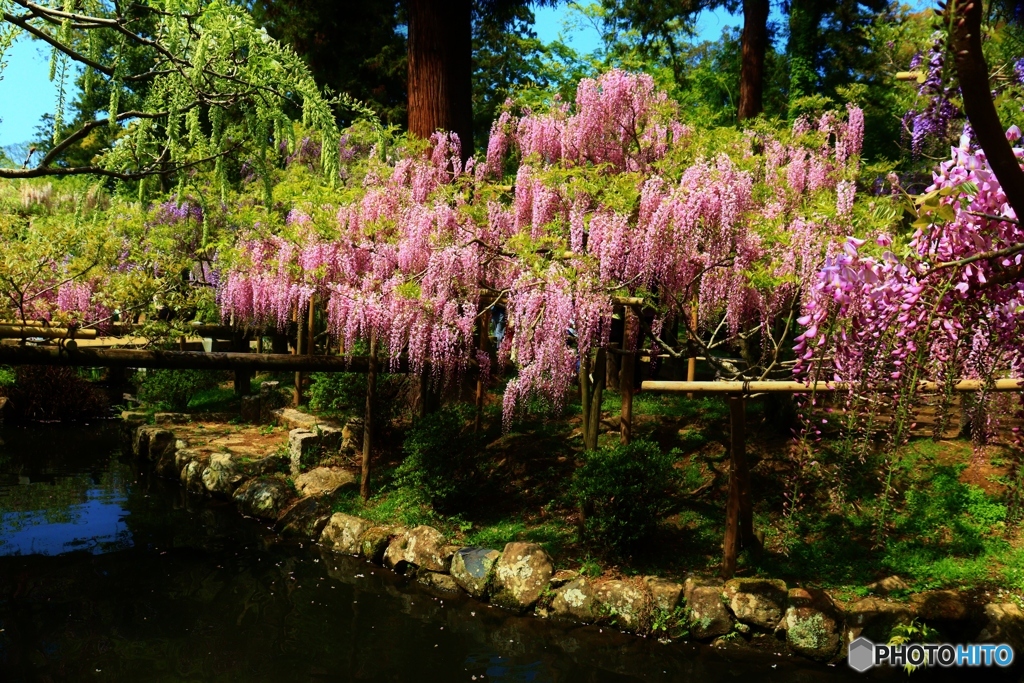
<box><xmin>579</xmin><ymin>347</ymin><xmax>607</xmax><ymax>451</ymax></box>
<box><xmin>738</xmin><ymin>0</ymin><xmax>770</xmax><ymax>121</ymax></box>
<box><xmin>361</xmin><ymin>333</ymin><xmax>378</xmax><ymax>501</ymax></box>
<box><xmin>407</xmin><ymin>0</ymin><xmax>474</xmax><ymax>159</ymax></box>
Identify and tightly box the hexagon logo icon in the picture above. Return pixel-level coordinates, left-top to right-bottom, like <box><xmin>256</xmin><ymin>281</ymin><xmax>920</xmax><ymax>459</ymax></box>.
<box><xmin>848</xmin><ymin>637</ymin><xmax>875</xmax><ymax>672</ymax></box>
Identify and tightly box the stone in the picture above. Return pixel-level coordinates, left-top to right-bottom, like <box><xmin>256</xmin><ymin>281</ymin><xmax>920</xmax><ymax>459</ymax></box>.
<box><xmin>595</xmin><ymin>580</ymin><xmax>650</xmax><ymax>631</ymax></box>
<box><xmin>288</xmin><ymin>427</ymin><xmax>343</xmax><ymax>474</ymax></box>
<box><xmin>175</xmin><ymin>447</ymin><xmax>203</xmax><ymax>472</ymax></box>
<box><xmin>550</xmin><ymin>578</ymin><xmax>598</xmax><ymax>622</ymax></box>
<box><xmin>383</xmin><ymin>526</ymin><xmax>453</xmax><ymax>573</ymax></box>
<box><xmin>784</xmin><ymin>588</ymin><xmax>842</xmax><ymax>661</ymax></box>
<box><xmin>320</xmin><ymin>513</ymin><xmax>373</xmax><ymax>555</ymax></box>
<box><xmin>277</xmin><ymin>495</ymin><xmax>333</xmax><ymax>539</ymax></box>
<box><xmin>844</xmin><ymin>597</ymin><xmax>915</xmax><ymax>643</ymax></box>
<box><xmin>241</xmin><ymin>395</ymin><xmax>261</xmax><ymax>423</ymax></box>
<box><xmin>147</xmin><ymin>429</ymin><xmax>175</xmax><ymax>462</ymax></box>
<box><xmin>687</xmin><ymin>586</ymin><xmax>734</xmax><ymax>640</ymax></box>
<box><xmin>450</xmin><ymin>547</ymin><xmax>501</xmax><ymax>598</ymax></box>
<box><xmin>293</xmin><ymin>467</ymin><xmax>357</xmax><ymax>498</ymax></box>
<box><xmin>180</xmin><ymin>455</ymin><xmax>210</xmax><ymax>494</ymax></box>
<box><xmin>417</xmin><ymin>571</ymin><xmax>460</xmax><ymax>593</ymax></box>
<box><xmin>259</xmin><ymin>382</ymin><xmax>284</xmax><ymax>423</ymax></box>
<box><xmin>340</xmin><ymin>419</ymin><xmax>364</xmax><ymax>452</ymax></box>
<box><xmin>644</xmin><ymin>577</ymin><xmax>683</xmax><ymax>612</ymax></box>
<box><xmin>232</xmin><ymin>476</ymin><xmax>294</xmax><ymax>520</ymax></box>
<box><xmin>202</xmin><ymin>452</ymin><xmax>244</xmax><ymax>496</ymax></box>
<box><xmin>550</xmin><ymin>570</ymin><xmax>579</xmax><ymax>589</ymax></box>
<box><xmin>723</xmin><ymin>578</ymin><xmax>788</xmax><ymax>630</ymax></box>
<box><xmin>978</xmin><ymin>603</ymin><xmax>1024</xmax><ymax>654</ymax></box>
<box><xmin>274</xmin><ymin>408</ymin><xmax>341</xmax><ymax>431</ymax></box>
<box><xmin>491</xmin><ymin>542</ymin><xmax>555</xmax><ymax>612</ymax></box>
<box><xmin>360</xmin><ymin>526</ymin><xmax>405</xmax><ymax>563</ymax></box>
<box><xmin>132</xmin><ymin>425</ymin><xmax>151</xmax><ymax>458</ymax></box>
<box><xmin>866</xmin><ymin>575</ymin><xmax>909</xmax><ymax>596</ymax></box>
<box><xmin>909</xmin><ymin>590</ymin><xmax>969</xmax><ymax>622</ymax></box>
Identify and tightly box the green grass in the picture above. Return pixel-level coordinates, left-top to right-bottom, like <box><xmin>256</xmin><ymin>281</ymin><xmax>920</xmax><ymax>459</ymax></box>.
<box><xmin>188</xmin><ymin>386</ymin><xmax>239</xmax><ymax>412</ymax></box>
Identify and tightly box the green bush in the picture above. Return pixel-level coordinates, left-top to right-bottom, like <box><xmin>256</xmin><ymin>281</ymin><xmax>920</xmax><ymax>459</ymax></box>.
<box><xmin>308</xmin><ymin>371</ymin><xmax>367</xmax><ymax>414</ymax></box>
<box><xmin>395</xmin><ymin>403</ymin><xmax>481</xmax><ymax>513</ymax></box>
<box><xmin>135</xmin><ymin>369</ymin><xmax>226</xmax><ymax>411</ymax></box>
<box><xmin>572</xmin><ymin>439</ymin><xmax>680</xmax><ymax>553</ymax></box>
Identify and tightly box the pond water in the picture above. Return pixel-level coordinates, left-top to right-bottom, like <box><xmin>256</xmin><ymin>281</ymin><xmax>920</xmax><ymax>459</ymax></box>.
<box><xmin>0</xmin><ymin>424</ymin><xmax>1003</xmax><ymax>682</ymax></box>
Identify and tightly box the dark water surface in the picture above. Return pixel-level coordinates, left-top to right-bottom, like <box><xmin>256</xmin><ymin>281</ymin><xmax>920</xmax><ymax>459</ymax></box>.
<box><xmin>0</xmin><ymin>424</ymin><xmax>1008</xmax><ymax>682</ymax></box>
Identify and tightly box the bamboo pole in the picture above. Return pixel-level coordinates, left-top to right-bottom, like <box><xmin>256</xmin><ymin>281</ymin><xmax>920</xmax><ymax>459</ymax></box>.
<box><xmin>0</xmin><ymin>325</ymin><xmax>98</xmax><ymax>339</ymax></box>
<box><xmin>642</xmin><ymin>379</ymin><xmax>1024</xmax><ymax>393</ymax></box>
<box><xmin>0</xmin><ymin>344</ymin><xmax>437</xmax><ymax>373</ymax></box>
<box><xmin>361</xmin><ymin>333</ymin><xmax>378</xmax><ymax>501</ymax></box>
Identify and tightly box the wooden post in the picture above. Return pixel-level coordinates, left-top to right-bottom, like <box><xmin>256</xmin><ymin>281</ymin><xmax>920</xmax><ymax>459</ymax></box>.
<box><xmin>619</xmin><ymin>310</ymin><xmax>634</xmax><ymax>445</ymax></box>
<box><xmin>722</xmin><ymin>393</ymin><xmax>757</xmax><ymax>578</ymax></box>
<box><xmin>294</xmin><ymin>304</ymin><xmax>305</xmax><ymax>407</ymax></box>
<box><xmin>687</xmin><ymin>302</ymin><xmax>697</xmax><ymax>399</ymax></box>
<box><xmin>620</xmin><ymin>347</ymin><xmax>634</xmax><ymax>446</ymax></box>
<box><xmin>361</xmin><ymin>333</ymin><xmax>378</xmax><ymax>501</ymax></box>
<box><xmin>307</xmin><ymin>296</ymin><xmax>316</xmax><ymax>355</ymax></box>
<box><xmin>418</xmin><ymin>369</ymin><xmax>429</xmax><ymax>419</ymax></box>
<box><xmin>474</xmin><ymin>311</ymin><xmax>489</xmax><ymax>432</ymax></box>
<box><xmin>581</xmin><ymin>347</ymin><xmax>607</xmax><ymax>451</ymax></box>
<box><xmin>232</xmin><ymin>332</ymin><xmax>251</xmax><ymax>396</ymax></box>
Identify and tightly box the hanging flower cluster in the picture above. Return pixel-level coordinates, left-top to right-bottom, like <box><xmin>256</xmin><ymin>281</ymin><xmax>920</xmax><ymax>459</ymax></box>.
<box><xmin>219</xmin><ymin>70</ymin><xmax>867</xmax><ymax>424</ymax></box>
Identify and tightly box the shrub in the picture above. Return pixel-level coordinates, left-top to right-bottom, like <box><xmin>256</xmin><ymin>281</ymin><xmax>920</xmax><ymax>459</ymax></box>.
<box><xmin>0</xmin><ymin>366</ymin><xmax>109</xmax><ymax>421</ymax></box>
<box><xmin>395</xmin><ymin>403</ymin><xmax>481</xmax><ymax>513</ymax></box>
<box><xmin>308</xmin><ymin>371</ymin><xmax>367</xmax><ymax>414</ymax></box>
<box><xmin>572</xmin><ymin>439</ymin><xmax>680</xmax><ymax>553</ymax></box>
<box><xmin>135</xmin><ymin>369</ymin><xmax>226</xmax><ymax>411</ymax></box>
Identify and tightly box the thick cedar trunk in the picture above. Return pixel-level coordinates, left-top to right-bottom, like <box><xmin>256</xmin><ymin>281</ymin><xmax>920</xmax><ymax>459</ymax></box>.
<box><xmin>407</xmin><ymin>0</ymin><xmax>474</xmax><ymax>159</ymax></box>
<box><xmin>738</xmin><ymin>0</ymin><xmax>770</xmax><ymax>121</ymax></box>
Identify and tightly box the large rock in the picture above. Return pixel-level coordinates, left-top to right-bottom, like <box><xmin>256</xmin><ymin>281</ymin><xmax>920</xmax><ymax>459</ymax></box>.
<box><xmin>288</xmin><ymin>427</ymin><xmax>343</xmax><ymax>474</ymax></box>
<box><xmin>133</xmin><ymin>425</ymin><xmax>173</xmax><ymax>460</ymax></box>
<box><xmin>293</xmin><ymin>467</ymin><xmax>357</xmax><ymax>498</ymax></box>
<box><xmin>180</xmin><ymin>455</ymin><xmax>210</xmax><ymax>494</ymax></box>
<box><xmin>417</xmin><ymin>571</ymin><xmax>460</xmax><ymax>593</ymax></box>
<box><xmin>450</xmin><ymin>547</ymin><xmax>500</xmax><ymax>598</ymax></box>
<box><xmin>341</xmin><ymin>419</ymin><xmax>364</xmax><ymax>452</ymax></box>
<box><xmin>687</xmin><ymin>584</ymin><xmax>734</xmax><ymax>640</ymax></box>
<box><xmin>259</xmin><ymin>381</ymin><xmax>284</xmax><ymax>424</ymax></box>
<box><xmin>723</xmin><ymin>578</ymin><xmax>788</xmax><ymax>630</ymax></box>
<box><xmin>595</xmin><ymin>580</ymin><xmax>650</xmax><ymax>631</ymax></box>
<box><xmin>383</xmin><ymin>526</ymin><xmax>454</xmax><ymax>573</ymax></box>
<box><xmin>550</xmin><ymin>578</ymin><xmax>598</xmax><ymax>622</ymax></box>
<box><xmin>175</xmin><ymin>447</ymin><xmax>203</xmax><ymax>472</ymax></box>
<box><xmin>978</xmin><ymin>603</ymin><xmax>1024</xmax><ymax>654</ymax></box>
<box><xmin>232</xmin><ymin>476</ymin><xmax>294</xmax><ymax>520</ymax></box>
<box><xmin>277</xmin><ymin>495</ymin><xmax>333</xmax><ymax>538</ymax></box>
<box><xmin>784</xmin><ymin>588</ymin><xmax>842</xmax><ymax>661</ymax></box>
<box><xmin>491</xmin><ymin>542</ymin><xmax>555</xmax><ymax>612</ymax></box>
<box><xmin>644</xmin><ymin>577</ymin><xmax>683</xmax><ymax>612</ymax></box>
<box><xmin>320</xmin><ymin>513</ymin><xmax>373</xmax><ymax>555</ymax></box>
<box><xmin>844</xmin><ymin>597</ymin><xmax>915</xmax><ymax>643</ymax></box>
<box><xmin>866</xmin><ymin>576</ymin><xmax>909</xmax><ymax>596</ymax></box>
<box><xmin>360</xmin><ymin>525</ymin><xmax>405</xmax><ymax>563</ymax></box>
<box><xmin>202</xmin><ymin>452</ymin><xmax>244</xmax><ymax>495</ymax></box>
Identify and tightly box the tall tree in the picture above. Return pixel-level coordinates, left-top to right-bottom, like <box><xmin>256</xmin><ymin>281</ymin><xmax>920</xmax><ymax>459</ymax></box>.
<box><xmin>738</xmin><ymin>0</ymin><xmax>770</xmax><ymax>119</ymax></box>
<box><xmin>407</xmin><ymin>0</ymin><xmax>475</xmax><ymax>156</ymax></box>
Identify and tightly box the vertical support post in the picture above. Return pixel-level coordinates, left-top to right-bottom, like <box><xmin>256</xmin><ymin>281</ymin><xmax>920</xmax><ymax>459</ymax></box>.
<box><xmin>722</xmin><ymin>393</ymin><xmax>756</xmax><ymax>579</ymax></box>
<box><xmin>619</xmin><ymin>311</ymin><xmax>634</xmax><ymax>446</ymax></box>
<box><xmin>361</xmin><ymin>332</ymin><xmax>378</xmax><ymax>501</ymax></box>
<box><xmin>294</xmin><ymin>303</ymin><xmax>305</xmax><ymax>407</ymax></box>
<box><xmin>307</xmin><ymin>296</ymin><xmax>316</xmax><ymax>355</ymax></box>
<box><xmin>232</xmin><ymin>332</ymin><xmax>251</xmax><ymax>396</ymax></box>
<box><xmin>687</xmin><ymin>302</ymin><xmax>697</xmax><ymax>399</ymax></box>
<box><xmin>474</xmin><ymin>311</ymin><xmax>489</xmax><ymax>432</ymax></box>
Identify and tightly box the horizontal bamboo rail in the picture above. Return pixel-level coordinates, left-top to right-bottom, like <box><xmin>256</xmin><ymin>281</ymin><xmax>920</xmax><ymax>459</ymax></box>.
<box><xmin>0</xmin><ymin>345</ymin><xmax>409</xmax><ymax>373</ymax></box>
<box><xmin>641</xmin><ymin>379</ymin><xmax>1024</xmax><ymax>394</ymax></box>
<box><xmin>0</xmin><ymin>325</ymin><xmax>98</xmax><ymax>339</ymax></box>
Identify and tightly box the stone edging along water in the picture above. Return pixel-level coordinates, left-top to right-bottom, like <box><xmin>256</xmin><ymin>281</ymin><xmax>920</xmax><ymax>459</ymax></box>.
<box><xmin>122</xmin><ymin>412</ymin><xmax>1024</xmax><ymax>666</ymax></box>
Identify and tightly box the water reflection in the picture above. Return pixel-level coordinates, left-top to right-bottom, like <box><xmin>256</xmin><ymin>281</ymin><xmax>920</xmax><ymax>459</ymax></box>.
<box><xmin>0</xmin><ymin>424</ymin><xmax>1003</xmax><ymax>682</ymax></box>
